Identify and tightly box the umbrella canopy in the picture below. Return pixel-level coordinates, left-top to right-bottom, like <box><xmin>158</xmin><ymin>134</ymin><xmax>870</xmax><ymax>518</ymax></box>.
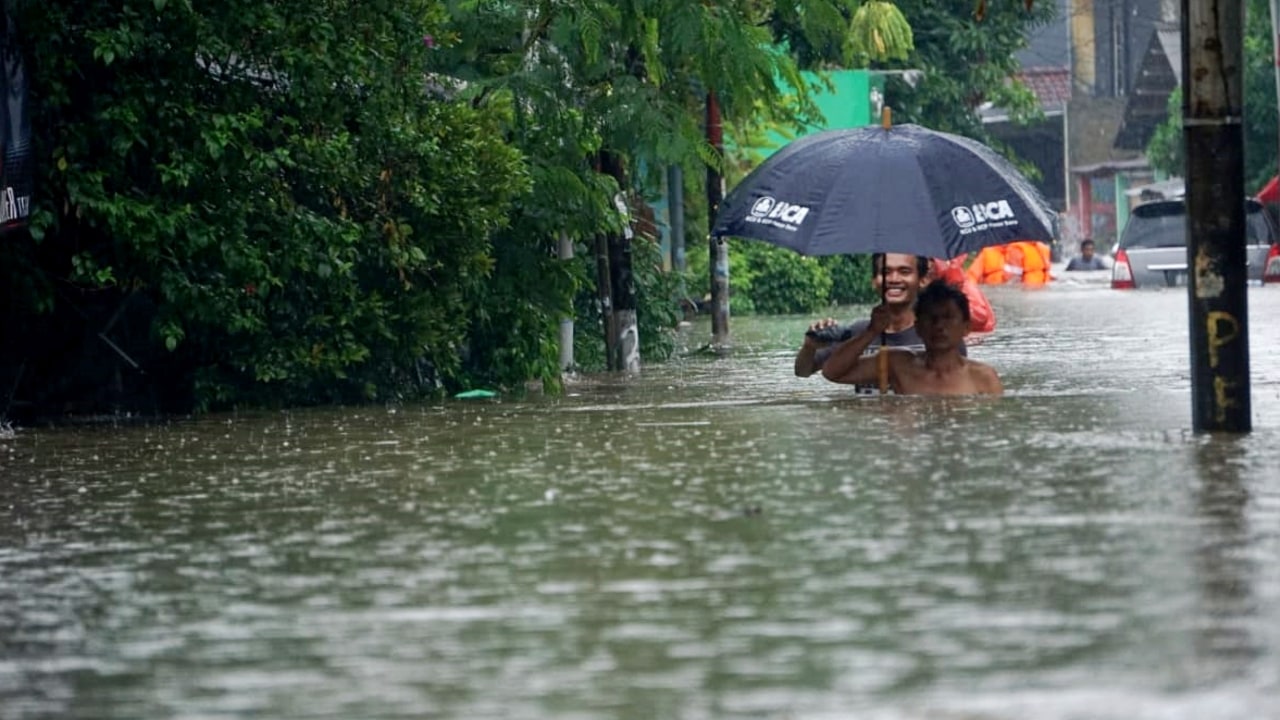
<box><xmin>712</xmin><ymin>123</ymin><xmax>1056</xmax><ymax>259</ymax></box>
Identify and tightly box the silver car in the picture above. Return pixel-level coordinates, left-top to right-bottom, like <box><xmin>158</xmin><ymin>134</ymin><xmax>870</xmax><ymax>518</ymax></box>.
<box><xmin>1111</xmin><ymin>198</ymin><xmax>1279</xmax><ymax>288</ymax></box>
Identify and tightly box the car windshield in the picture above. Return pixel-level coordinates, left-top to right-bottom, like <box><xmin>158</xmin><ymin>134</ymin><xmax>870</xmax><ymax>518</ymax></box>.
<box><xmin>1121</xmin><ymin>201</ymin><xmax>1273</xmax><ymax>249</ymax></box>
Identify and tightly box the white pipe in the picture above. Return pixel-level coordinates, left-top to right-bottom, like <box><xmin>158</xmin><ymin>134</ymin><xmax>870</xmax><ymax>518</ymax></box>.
<box><xmin>557</xmin><ymin>232</ymin><xmax>574</xmax><ymax>372</ymax></box>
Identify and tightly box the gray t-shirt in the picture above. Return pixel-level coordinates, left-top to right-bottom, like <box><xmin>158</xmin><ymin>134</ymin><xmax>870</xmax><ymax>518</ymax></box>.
<box><xmin>814</xmin><ymin>320</ymin><xmax>965</xmax><ymax>395</ymax></box>
<box><xmin>1066</xmin><ymin>255</ymin><xmax>1107</xmax><ymax>271</ymax></box>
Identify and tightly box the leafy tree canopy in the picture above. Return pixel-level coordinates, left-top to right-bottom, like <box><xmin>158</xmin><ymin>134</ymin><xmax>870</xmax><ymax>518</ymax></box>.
<box><xmin>10</xmin><ymin>0</ymin><xmax>528</xmax><ymax>410</ymax></box>
<box><xmin>1147</xmin><ymin>0</ymin><xmax>1278</xmax><ymax>191</ymax></box>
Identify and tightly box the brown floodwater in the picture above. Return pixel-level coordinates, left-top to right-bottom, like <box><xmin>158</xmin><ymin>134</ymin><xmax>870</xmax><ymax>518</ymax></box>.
<box><xmin>2</xmin><ymin>274</ymin><xmax>1279</xmax><ymax>719</ymax></box>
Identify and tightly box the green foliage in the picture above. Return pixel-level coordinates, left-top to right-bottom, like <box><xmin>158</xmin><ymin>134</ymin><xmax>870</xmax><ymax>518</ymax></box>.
<box><xmin>767</xmin><ymin>0</ymin><xmax>860</xmax><ymax>70</ymax></box>
<box><xmin>1243</xmin><ymin>0</ymin><xmax>1280</xmax><ymax>189</ymax></box>
<box><xmin>429</xmin><ymin>0</ymin><xmax>857</xmax><ymax>368</ymax></box>
<box><xmin>885</xmin><ymin>0</ymin><xmax>1053</xmax><ymax>140</ymax></box>
<box><xmin>821</xmin><ymin>254</ymin><xmax>877</xmax><ymax>304</ymax></box>
<box><xmin>633</xmin><ymin>235</ymin><xmax>684</xmax><ymax>362</ymax></box>
<box><xmin>849</xmin><ymin>1</ymin><xmax>915</xmax><ymax>65</ymax></box>
<box><xmin>1148</xmin><ymin>0</ymin><xmax>1278</xmax><ymax>191</ymax></box>
<box><xmin>1146</xmin><ymin>87</ymin><xmax>1184</xmax><ymax>178</ymax></box>
<box><xmin>17</xmin><ymin>0</ymin><xmax>528</xmax><ymax>410</ymax></box>
<box><xmin>6</xmin><ymin>0</ymin><xmax>1053</xmax><ymax>416</ymax></box>
<box><xmin>735</xmin><ymin>242</ymin><xmax>833</xmax><ymax>315</ymax></box>
<box><xmin>569</xmin><ymin>234</ymin><xmax>681</xmax><ymax>373</ymax></box>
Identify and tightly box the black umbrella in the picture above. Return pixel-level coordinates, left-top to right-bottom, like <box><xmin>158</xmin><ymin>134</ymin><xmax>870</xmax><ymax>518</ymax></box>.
<box><xmin>711</xmin><ymin>122</ymin><xmax>1056</xmax><ymax>257</ymax></box>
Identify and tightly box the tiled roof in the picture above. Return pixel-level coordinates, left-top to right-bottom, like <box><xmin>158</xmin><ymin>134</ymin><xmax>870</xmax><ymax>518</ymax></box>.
<box><xmin>1016</xmin><ymin>66</ymin><xmax>1071</xmax><ymax>110</ymax></box>
<box><xmin>980</xmin><ymin>65</ymin><xmax>1071</xmax><ymax>123</ymax></box>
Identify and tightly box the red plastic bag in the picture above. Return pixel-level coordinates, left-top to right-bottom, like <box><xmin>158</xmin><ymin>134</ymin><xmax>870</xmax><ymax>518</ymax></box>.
<box><xmin>933</xmin><ymin>258</ymin><xmax>996</xmax><ymax>334</ymax></box>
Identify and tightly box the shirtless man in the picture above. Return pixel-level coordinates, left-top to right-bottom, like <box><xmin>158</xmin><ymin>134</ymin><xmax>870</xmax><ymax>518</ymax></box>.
<box><xmin>820</xmin><ymin>282</ymin><xmax>1003</xmax><ymax>396</ymax></box>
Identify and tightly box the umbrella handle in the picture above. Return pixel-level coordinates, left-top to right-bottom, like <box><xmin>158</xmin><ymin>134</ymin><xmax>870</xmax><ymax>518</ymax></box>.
<box><xmin>877</xmin><ymin>344</ymin><xmax>889</xmax><ymax>395</ymax></box>
<box><xmin>877</xmin><ymin>264</ymin><xmax>889</xmax><ymax>394</ymax></box>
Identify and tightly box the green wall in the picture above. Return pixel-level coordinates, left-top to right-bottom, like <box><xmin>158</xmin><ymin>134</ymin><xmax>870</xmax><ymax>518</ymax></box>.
<box><xmin>759</xmin><ymin>69</ymin><xmax>884</xmax><ymax>157</ymax></box>
<box><xmin>655</xmin><ymin>70</ymin><xmax>883</xmax><ymax>268</ymax></box>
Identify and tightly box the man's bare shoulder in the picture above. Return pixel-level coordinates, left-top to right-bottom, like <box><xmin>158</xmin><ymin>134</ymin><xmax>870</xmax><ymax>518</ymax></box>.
<box><xmin>965</xmin><ymin>358</ymin><xmax>1003</xmax><ymax>395</ymax></box>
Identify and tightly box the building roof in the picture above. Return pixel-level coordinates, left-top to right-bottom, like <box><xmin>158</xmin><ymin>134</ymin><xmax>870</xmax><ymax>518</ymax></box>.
<box><xmin>1018</xmin><ymin>67</ymin><xmax>1072</xmax><ymax>111</ymax></box>
<box><xmin>1158</xmin><ymin>28</ymin><xmax>1181</xmax><ymax>84</ymax></box>
<box><xmin>1114</xmin><ymin>26</ymin><xmax>1181</xmax><ymax>150</ymax></box>
<box><xmin>980</xmin><ymin>66</ymin><xmax>1071</xmax><ymax>123</ymax></box>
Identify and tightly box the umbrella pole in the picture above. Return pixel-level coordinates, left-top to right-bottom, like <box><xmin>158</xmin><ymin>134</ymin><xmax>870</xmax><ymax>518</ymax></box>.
<box><xmin>878</xmin><ymin>262</ymin><xmax>889</xmax><ymax>394</ymax></box>
<box><xmin>876</xmin><ymin>107</ymin><xmax>892</xmax><ymax>395</ymax></box>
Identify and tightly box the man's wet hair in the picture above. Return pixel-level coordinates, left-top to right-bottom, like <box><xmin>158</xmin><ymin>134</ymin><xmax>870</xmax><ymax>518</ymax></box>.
<box><xmin>915</xmin><ymin>280</ymin><xmax>970</xmax><ymax>322</ymax></box>
<box><xmin>871</xmin><ymin>253</ymin><xmax>930</xmax><ymax>278</ymax></box>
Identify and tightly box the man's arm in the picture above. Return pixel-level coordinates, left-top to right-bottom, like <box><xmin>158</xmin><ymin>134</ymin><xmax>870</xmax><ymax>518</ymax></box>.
<box><xmin>794</xmin><ymin>318</ymin><xmax>838</xmax><ymax>377</ymax></box>
<box><xmin>794</xmin><ymin>338</ymin><xmax>827</xmax><ymax>377</ymax></box>
<box><xmin>820</xmin><ymin>325</ymin><xmax>886</xmax><ymax>385</ymax></box>
<box><xmin>824</xmin><ymin>346</ymin><xmax>909</xmax><ymax>387</ymax></box>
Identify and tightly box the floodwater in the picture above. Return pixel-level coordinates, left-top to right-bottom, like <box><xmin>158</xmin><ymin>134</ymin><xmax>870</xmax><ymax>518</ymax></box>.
<box><xmin>3</xmin><ymin>270</ymin><xmax>1280</xmax><ymax>720</ymax></box>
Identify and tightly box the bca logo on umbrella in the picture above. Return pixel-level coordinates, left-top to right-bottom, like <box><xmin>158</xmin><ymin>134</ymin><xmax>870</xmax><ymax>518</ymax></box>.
<box><xmin>747</xmin><ymin>196</ymin><xmax>811</xmax><ymax>231</ymax></box>
<box><xmin>951</xmin><ymin>200</ymin><xmax>1018</xmax><ymax>235</ymax></box>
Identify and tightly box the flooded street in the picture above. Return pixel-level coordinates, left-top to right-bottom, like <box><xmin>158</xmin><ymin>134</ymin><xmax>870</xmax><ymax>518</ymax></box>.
<box><xmin>4</xmin><ymin>276</ymin><xmax>1280</xmax><ymax>720</ymax></box>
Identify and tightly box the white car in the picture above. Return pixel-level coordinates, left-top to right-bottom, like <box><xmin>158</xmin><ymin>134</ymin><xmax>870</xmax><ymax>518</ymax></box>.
<box><xmin>1110</xmin><ymin>198</ymin><xmax>1279</xmax><ymax>288</ymax></box>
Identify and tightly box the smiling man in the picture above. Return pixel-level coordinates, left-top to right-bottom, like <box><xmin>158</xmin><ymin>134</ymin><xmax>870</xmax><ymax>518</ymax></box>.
<box><xmin>793</xmin><ymin>252</ymin><xmax>947</xmax><ymax>395</ymax></box>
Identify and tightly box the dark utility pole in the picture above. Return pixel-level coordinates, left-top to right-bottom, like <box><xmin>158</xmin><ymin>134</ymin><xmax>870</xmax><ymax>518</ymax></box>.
<box><xmin>599</xmin><ymin>152</ymin><xmax>640</xmax><ymax>372</ymax></box>
<box><xmin>593</xmin><ymin>232</ymin><xmax>616</xmax><ymax>369</ymax></box>
<box><xmin>705</xmin><ymin>91</ymin><xmax>730</xmax><ymax>346</ymax></box>
<box><xmin>1182</xmin><ymin>0</ymin><xmax>1251</xmax><ymax>432</ymax></box>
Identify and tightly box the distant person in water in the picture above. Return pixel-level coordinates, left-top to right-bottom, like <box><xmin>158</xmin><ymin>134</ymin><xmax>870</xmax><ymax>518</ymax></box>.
<box><xmin>820</xmin><ymin>282</ymin><xmax>1003</xmax><ymax>396</ymax></box>
<box><xmin>1065</xmin><ymin>239</ymin><xmax>1109</xmax><ymax>271</ymax></box>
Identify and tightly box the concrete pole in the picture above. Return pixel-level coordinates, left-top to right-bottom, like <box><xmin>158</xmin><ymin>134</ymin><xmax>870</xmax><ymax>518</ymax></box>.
<box><xmin>1182</xmin><ymin>0</ymin><xmax>1251</xmax><ymax>432</ymax></box>
<box><xmin>609</xmin><ymin>191</ymin><xmax>641</xmax><ymax>372</ymax></box>
<box><xmin>705</xmin><ymin>91</ymin><xmax>730</xmax><ymax>346</ymax></box>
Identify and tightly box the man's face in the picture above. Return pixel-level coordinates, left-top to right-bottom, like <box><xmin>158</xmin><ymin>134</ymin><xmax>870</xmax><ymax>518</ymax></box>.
<box><xmin>873</xmin><ymin>253</ymin><xmax>925</xmax><ymax>306</ymax></box>
<box><xmin>915</xmin><ymin>298</ymin><xmax>968</xmax><ymax>351</ymax></box>
<box><xmin>1081</xmin><ymin>242</ymin><xmax>1095</xmax><ymax>260</ymax></box>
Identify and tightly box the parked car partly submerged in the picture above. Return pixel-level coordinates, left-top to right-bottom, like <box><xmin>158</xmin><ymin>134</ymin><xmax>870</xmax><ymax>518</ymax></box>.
<box><xmin>1111</xmin><ymin>193</ymin><xmax>1280</xmax><ymax>289</ymax></box>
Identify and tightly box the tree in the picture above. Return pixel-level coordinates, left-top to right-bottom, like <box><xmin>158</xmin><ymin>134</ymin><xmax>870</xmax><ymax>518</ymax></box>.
<box><xmin>3</xmin><ymin>0</ymin><xmax>1047</xmax><ymax>418</ymax></box>
<box><xmin>1146</xmin><ymin>0</ymin><xmax>1278</xmax><ymax>191</ymax></box>
<box><xmin>429</xmin><ymin>0</ymin><xmax>870</xmax><ymax>371</ymax></box>
<box><xmin>6</xmin><ymin>0</ymin><xmax>528</xmax><ymax>413</ymax></box>
<box><xmin>886</xmin><ymin>0</ymin><xmax>1054</xmax><ymax>140</ymax></box>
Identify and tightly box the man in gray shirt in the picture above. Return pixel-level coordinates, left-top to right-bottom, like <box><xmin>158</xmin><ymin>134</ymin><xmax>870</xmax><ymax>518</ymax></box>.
<box><xmin>1065</xmin><ymin>239</ymin><xmax>1109</xmax><ymax>271</ymax></box>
